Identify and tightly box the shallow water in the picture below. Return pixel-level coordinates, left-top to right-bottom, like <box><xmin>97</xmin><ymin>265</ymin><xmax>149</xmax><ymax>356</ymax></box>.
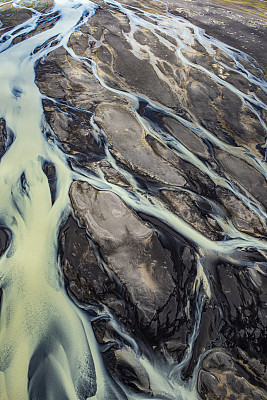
<box><xmin>0</xmin><ymin>0</ymin><xmax>266</xmax><ymax>399</ymax></box>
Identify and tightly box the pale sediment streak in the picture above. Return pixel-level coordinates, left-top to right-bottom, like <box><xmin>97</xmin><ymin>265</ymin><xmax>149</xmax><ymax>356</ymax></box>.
<box><xmin>0</xmin><ymin>0</ymin><xmax>266</xmax><ymax>399</ymax></box>
<box><xmin>0</xmin><ymin>2</ymin><xmax>120</xmax><ymax>399</ymax></box>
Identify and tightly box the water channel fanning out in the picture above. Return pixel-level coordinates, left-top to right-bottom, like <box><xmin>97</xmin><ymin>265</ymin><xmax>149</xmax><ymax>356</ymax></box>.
<box><xmin>0</xmin><ymin>0</ymin><xmax>266</xmax><ymax>399</ymax></box>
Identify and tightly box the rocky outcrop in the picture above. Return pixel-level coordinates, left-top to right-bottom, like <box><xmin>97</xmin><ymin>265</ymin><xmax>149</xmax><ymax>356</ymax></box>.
<box><xmin>94</xmin><ymin>104</ymin><xmax>186</xmax><ymax>186</ymax></box>
<box><xmin>68</xmin><ymin>181</ymin><xmax>176</xmax><ymax>328</ymax></box>
<box><xmin>0</xmin><ymin>119</ymin><xmax>6</xmax><ymax>159</ymax></box>
<box><xmin>198</xmin><ymin>351</ymin><xmax>267</xmax><ymax>400</ymax></box>
<box><xmin>60</xmin><ymin>180</ymin><xmax>201</xmax><ymax>368</ymax></box>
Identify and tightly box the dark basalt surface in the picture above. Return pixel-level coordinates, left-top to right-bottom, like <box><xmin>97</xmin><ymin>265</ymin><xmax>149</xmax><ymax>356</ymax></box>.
<box><xmin>1</xmin><ymin>0</ymin><xmax>267</xmax><ymax>398</ymax></box>
<box><xmin>167</xmin><ymin>0</ymin><xmax>267</xmax><ymax>69</ymax></box>
<box><xmin>36</xmin><ymin>0</ymin><xmax>267</xmax><ymax>398</ymax></box>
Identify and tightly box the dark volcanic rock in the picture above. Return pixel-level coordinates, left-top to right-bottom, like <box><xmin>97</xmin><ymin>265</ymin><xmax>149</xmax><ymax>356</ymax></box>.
<box><xmin>1</xmin><ymin>0</ymin><xmax>267</xmax><ymax>398</ymax></box>
<box><xmin>94</xmin><ymin>103</ymin><xmax>186</xmax><ymax>186</ymax></box>
<box><xmin>0</xmin><ymin>228</ymin><xmax>10</xmax><ymax>258</ymax></box>
<box><xmin>198</xmin><ymin>350</ymin><xmax>267</xmax><ymax>400</ymax></box>
<box><xmin>66</xmin><ymin>180</ymin><xmax>203</xmax><ymax>364</ymax></box>
<box><xmin>0</xmin><ymin>5</ymin><xmax>33</xmax><ymax>30</ymax></box>
<box><xmin>104</xmin><ymin>347</ymin><xmax>152</xmax><ymax>394</ymax></box>
<box><xmin>160</xmin><ymin>189</ymin><xmax>223</xmax><ymax>241</ymax></box>
<box><xmin>215</xmin><ymin>149</ymin><xmax>267</xmax><ymax>209</ymax></box>
<box><xmin>59</xmin><ymin>215</ymin><xmax>109</xmax><ymax>304</ymax></box>
<box><xmin>166</xmin><ymin>0</ymin><xmax>267</xmax><ymax>69</ymax></box>
<box><xmin>32</xmin><ymin>0</ymin><xmax>267</xmax><ymax>397</ymax></box>
<box><xmin>69</xmin><ymin>180</ymin><xmax>176</xmax><ymax>324</ymax></box>
<box><xmin>216</xmin><ymin>187</ymin><xmax>266</xmax><ymax>237</ymax></box>
<box><xmin>0</xmin><ymin>119</ymin><xmax>14</xmax><ymax>159</ymax></box>
<box><xmin>35</xmin><ymin>47</ymin><xmax>117</xmax><ymax>109</ymax></box>
<box><xmin>0</xmin><ymin>119</ymin><xmax>6</xmax><ymax>159</ymax></box>
<box><xmin>0</xmin><ymin>0</ymin><xmax>54</xmax><ymax>37</ymax></box>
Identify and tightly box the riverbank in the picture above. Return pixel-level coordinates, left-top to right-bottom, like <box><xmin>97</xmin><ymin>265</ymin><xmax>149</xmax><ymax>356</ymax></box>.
<box><xmin>167</xmin><ymin>0</ymin><xmax>267</xmax><ymax>70</ymax></box>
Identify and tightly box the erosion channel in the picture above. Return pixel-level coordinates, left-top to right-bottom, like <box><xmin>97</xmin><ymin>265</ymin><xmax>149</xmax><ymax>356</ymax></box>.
<box><xmin>0</xmin><ymin>0</ymin><xmax>266</xmax><ymax>399</ymax></box>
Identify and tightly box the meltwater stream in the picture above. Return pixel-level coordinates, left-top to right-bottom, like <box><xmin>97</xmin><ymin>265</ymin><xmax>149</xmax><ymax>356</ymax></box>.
<box><xmin>0</xmin><ymin>0</ymin><xmax>266</xmax><ymax>399</ymax></box>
